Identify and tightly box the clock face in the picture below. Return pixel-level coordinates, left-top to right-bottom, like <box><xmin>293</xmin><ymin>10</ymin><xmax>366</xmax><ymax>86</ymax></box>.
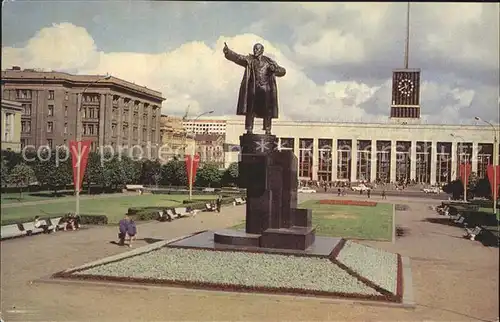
<box><xmin>397</xmin><ymin>78</ymin><xmax>414</xmax><ymax>96</ymax></box>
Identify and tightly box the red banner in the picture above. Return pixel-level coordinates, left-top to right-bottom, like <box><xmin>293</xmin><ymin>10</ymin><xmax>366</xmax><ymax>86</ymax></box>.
<box><xmin>459</xmin><ymin>163</ymin><xmax>472</xmax><ymax>186</ymax></box>
<box><xmin>487</xmin><ymin>165</ymin><xmax>500</xmax><ymax>197</ymax></box>
<box><xmin>69</xmin><ymin>140</ymin><xmax>92</xmax><ymax>192</ymax></box>
<box><xmin>185</xmin><ymin>154</ymin><xmax>200</xmax><ymax>186</ymax></box>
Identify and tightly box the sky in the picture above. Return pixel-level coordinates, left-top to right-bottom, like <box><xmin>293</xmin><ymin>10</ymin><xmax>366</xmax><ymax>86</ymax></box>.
<box><xmin>2</xmin><ymin>1</ymin><xmax>499</xmax><ymax>125</ymax></box>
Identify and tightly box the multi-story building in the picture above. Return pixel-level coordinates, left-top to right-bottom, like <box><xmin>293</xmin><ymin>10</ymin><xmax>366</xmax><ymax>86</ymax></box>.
<box><xmin>182</xmin><ymin>119</ymin><xmax>226</xmax><ymax>135</ymax></box>
<box><xmin>159</xmin><ymin>115</ymin><xmax>194</xmax><ymax>162</ymax></box>
<box><xmin>1</xmin><ymin>67</ymin><xmax>165</xmax><ymax>157</ymax></box>
<box><xmin>194</xmin><ymin>134</ymin><xmax>225</xmax><ymax>168</ymax></box>
<box><xmin>1</xmin><ymin>99</ymin><xmax>22</xmax><ymax>152</ymax></box>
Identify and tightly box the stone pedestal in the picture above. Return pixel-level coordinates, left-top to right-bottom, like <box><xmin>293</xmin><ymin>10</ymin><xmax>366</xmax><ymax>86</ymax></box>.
<box><xmin>212</xmin><ymin>133</ymin><xmax>316</xmax><ymax>251</ymax></box>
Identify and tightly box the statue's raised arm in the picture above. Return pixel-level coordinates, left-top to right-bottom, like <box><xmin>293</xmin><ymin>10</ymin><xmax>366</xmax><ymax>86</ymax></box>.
<box><xmin>223</xmin><ymin>42</ymin><xmax>248</xmax><ymax>67</ymax></box>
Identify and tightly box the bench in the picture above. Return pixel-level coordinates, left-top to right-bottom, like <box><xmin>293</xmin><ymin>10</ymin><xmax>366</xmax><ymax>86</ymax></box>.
<box><xmin>125</xmin><ymin>184</ymin><xmax>145</xmax><ymax>191</ymax></box>
<box><xmin>464</xmin><ymin>226</ymin><xmax>483</xmax><ymax>241</ymax></box>
<box><xmin>234</xmin><ymin>197</ymin><xmax>245</xmax><ymax>205</ymax></box>
<box><xmin>174</xmin><ymin>207</ymin><xmax>191</xmax><ymax>218</ymax></box>
<box><xmin>453</xmin><ymin>216</ymin><xmax>465</xmax><ymax>225</ymax></box>
<box><xmin>48</xmin><ymin>217</ymin><xmax>64</xmax><ymax>232</ymax></box>
<box><xmin>157</xmin><ymin>210</ymin><xmax>171</xmax><ymax>222</ymax></box>
<box><xmin>1</xmin><ymin>224</ymin><xmax>26</xmax><ymax>240</ymax></box>
<box><xmin>205</xmin><ymin>203</ymin><xmax>215</xmax><ymax>212</ymax></box>
<box><xmin>22</xmin><ymin>222</ymin><xmax>45</xmax><ymax>235</ymax></box>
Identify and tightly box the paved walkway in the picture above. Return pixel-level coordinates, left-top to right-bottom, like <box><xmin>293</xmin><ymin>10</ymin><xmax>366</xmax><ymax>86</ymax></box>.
<box><xmin>1</xmin><ymin>195</ymin><xmax>498</xmax><ymax>321</ymax></box>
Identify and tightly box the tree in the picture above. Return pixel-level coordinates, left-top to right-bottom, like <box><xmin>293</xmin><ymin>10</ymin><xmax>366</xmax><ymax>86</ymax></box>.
<box><xmin>84</xmin><ymin>152</ymin><xmax>106</xmax><ymax>194</ymax></box>
<box><xmin>160</xmin><ymin>158</ymin><xmax>187</xmax><ymax>187</ymax></box>
<box><xmin>196</xmin><ymin>162</ymin><xmax>223</xmax><ymax>188</ymax></box>
<box><xmin>1</xmin><ymin>157</ymin><xmax>10</xmax><ymax>187</ymax></box>
<box><xmin>140</xmin><ymin>159</ymin><xmax>162</xmax><ymax>186</ymax></box>
<box><xmin>442</xmin><ymin>179</ymin><xmax>464</xmax><ymax>200</ymax></box>
<box><xmin>33</xmin><ymin>148</ymin><xmax>72</xmax><ymax>195</ymax></box>
<box><xmin>8</xmin><ymin>163</ymin><xmax>36</xmax><ymax>198</ymax></box>
<box><xmin>222</xmin><ymin>162</ymin><xmax>239</xmax><ymax>187</ymax></box>
<box><xmin>474</xmin><ymin>178</ymin><xmax>492</xmax><ymax>198</ymax></box>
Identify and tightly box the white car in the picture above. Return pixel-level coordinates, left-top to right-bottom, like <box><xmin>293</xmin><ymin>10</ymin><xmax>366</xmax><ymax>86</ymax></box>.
<box><xmin>422</xmin><ymin>187</ymin><xmax>441</xmax><ymax>194</ymax></box>
<box><xmin>298</xmin><ymin>187</ymin><xmax>316</xmax><ymax>193</ymax></box>
<box><xmin>351</xmin><ymin>184</ymin><xmax>370</xmax><ymax>192</ymax></box>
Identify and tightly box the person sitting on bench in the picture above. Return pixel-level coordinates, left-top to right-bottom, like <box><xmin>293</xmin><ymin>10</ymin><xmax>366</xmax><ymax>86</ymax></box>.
<box><xmin>34</xmin><ymin>216</ymin><xmax>49</xmax><ymax>233</ymax></box>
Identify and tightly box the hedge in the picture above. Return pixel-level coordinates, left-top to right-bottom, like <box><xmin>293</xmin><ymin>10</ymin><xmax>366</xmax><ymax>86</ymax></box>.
<box><xmin>127</xmin><ymin>196</ymin><xmax>241</xmax><ymax>220</ymax></box>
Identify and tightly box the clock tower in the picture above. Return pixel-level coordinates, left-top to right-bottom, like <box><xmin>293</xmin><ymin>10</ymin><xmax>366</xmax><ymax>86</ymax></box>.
<box><xmin>390</xmin><ymin>2</ymin><xmax>421</xmax><ymax>123</ymax></box>
<box><xmin>390</xmin><ymin>68</ymin><xmax>421</xmax><ymax>120</ymax></box>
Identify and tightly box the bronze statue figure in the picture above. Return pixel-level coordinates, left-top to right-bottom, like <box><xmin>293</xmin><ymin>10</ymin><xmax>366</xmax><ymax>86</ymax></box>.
<box><xmin>223</xmin><ymin>42</ymin><xmax>286</xmax><ymax>135</ymax></box>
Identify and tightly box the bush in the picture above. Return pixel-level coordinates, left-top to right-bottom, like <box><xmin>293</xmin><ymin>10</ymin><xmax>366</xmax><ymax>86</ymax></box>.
<box><xmin>77</xmin><ymin>214</ymin><xmax>108</xmax><ymax>225</ymax></box>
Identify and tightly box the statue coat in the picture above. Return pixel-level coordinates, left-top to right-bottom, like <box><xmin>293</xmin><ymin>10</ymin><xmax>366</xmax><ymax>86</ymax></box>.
<box><xmin>224</xmin><ymin>49</ymin><xmax>286</xmax><ymax>119</ymax></box>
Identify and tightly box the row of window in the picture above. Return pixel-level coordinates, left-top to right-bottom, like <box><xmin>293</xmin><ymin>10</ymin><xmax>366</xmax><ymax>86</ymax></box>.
<box><xmin>112</xmin><ymin>124</ymin><xmax>155</xmax><ymax>140</ymax></box>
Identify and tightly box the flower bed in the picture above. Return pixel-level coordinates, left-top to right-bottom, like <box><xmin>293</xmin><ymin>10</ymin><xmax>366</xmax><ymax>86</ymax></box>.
<box><xmin>54</xmin><ymin>240</ymin><xmax>403</xmax><ymax>303</ymax></box>
<box><xmin>319</xmin><ymin>200</ymin><xmax>377</xmax><ymax>207</ymax></box>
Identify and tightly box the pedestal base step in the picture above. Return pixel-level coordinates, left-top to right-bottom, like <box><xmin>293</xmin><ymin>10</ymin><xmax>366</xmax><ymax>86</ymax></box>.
<box><xmin>261</xmin><ymin>226</ymin><xmax>316</xmax><ymax>250</ymax></box>
<box><xmin>214</xmin><ymin>230</ymin><xmax>260</xmax><ymax>247</ymax></box>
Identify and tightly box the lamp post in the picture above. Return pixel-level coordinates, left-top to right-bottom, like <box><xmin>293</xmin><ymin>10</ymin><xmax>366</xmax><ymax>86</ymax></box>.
<box><xmin>475</xmin><ymin>116</ymin><xmax>498</xmax><ymax>215</ymax></box>
<box><xmin>188</xmin><ymin>110</ymin><xmax>214</xmax><ymax>200</ymax></box>
<box><xmin>75</xmin><ymin>74</ymin><xmax>111</xmax><ymax>216</ymax></box>
<box><xmin>451</xmin><ymin>133</ymin><xmax>468</xmax><ymax>201</ymax></box>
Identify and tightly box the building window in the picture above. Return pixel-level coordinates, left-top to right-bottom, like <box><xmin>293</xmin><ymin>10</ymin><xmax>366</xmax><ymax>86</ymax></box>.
<box><xmin>48</xmin><ymin>90</ymin><xmax>55</xmax><ymax>100</ymax></box>
<box><xmin>21</xmin><ymin>120</ymin><xmax>31</xmax><ymax>133</ymax></box>
<box><xmin>478</xmin><ymin>143</ymin><xmax>493</xmax><ymax>179</ymax></box>
<box><xmin>90</xmin><ymin>141</ymin><xmax>97</xmax><ymax>152</ymax></box>
<box><xmin>112</xmin><ymin>107</ymin><xmax>118</xmax><ymax>119</ymax></box>
<box><xmin>21</xmin><ymin>103</ymin><xmax>32</xmax><ymax>116</ymax></box>
<box><xmin>21</xmin><ymin>139</ymin><xmax>27</xmax><ymax>149</ymax></box>
<box><xmin>279</xmin><ymin>137</ymin><xmax>294</xmax><ymax>153</ymax></box>
<box><xmin>65</xmin><ymin>92</ymin><xmax>69</xmax><ymax>100</ymax></box>
<box><xmin>395</xmin><ymin>141</ymin><xmax>411</xmax><ymax>184</ymax></box>
<box><xmin>455</xmin><ymin>142</ymin><xmax>472</xmax><ymax>179</ymax></box>
<box><xmin>376</xmin><ymin>141</ymin><xmax>391</xmax><ymax>183</ymax></box>
<box><xmin>416</xmin><ymin>141</ymin><xmax>431</xmax><ymax>184</ymax></box>
<box><xmin>113</xmin><ymin>95</ymin><xmax>119</xmax><ymax>105</ymax></box>
<box><xmin>47</xmin><ymin>139</ymin><xmax>53</xmax><ymax>149</ymax></box>
<box><xmin>48</xmin><ymin>105</ymin><xmax>54</xmax><ymax>116</ymax></box>
<box><xmin>318</xmin><ymin>139</ymin><xmax>333</xmax><ymax>182</ymax></box>
<box><xmin>299</xmin><ymin>138</ymin><xmax>313</xmax><ymax>179</ymax></box>
<box><xmin>4</xmin><ymin>112</ymin><xmax>13</xmax><ymax>141</ymax></box>
<box><xmin>133</xmin><ymin>127</ymin><xmax>138</xmax><ymax>140</ymax></box>
<box><xmin>112</xmin><ymin>124</ymin><xmax>117</xmax><ymax>136</ymax></box>
<box><xmin>337</xmin><ymin>140</ymin><xmax>352</xmax><ymax>180</ymax></box>
<box><xmin>151</xmin><ymin>129</ymin><xmax>156</xmax><ymax>141</ymax></box>
<box><xmin>356</xmin><ymin>140</ymin><xmax>372</xmax><ymax>182</ymax></box>
<box><xmin>142</xmin><ymin>128</ymin><xmax>147</xmax><ymax>141</ymax></box>
<box><xmin>16</xmin><ymin>89</ymin><xmax>32</xmax><ymax>99</ymax></box>
<box><xmin>122</xmin><ymin>125</ymin><xmax>128</xmax><ymax>138</ymax></box>
<box><xmin>436</xmin><ymin>142</ymin><xmax>452</xmax><ymax>185</ymax></box>
<box><xmin>64</xmin><ymin>106</ymin><xmax>68</xmax><ymax>117</ymax></box>
<box><xmin>64</xmin><ymin>123</ymin><xmax>68</xmax><ymax>134</ymax></box>
<box><xmin>47</xmin><ymin>122</ymin><xmax>54</xmax><ymax>133</ymax></box>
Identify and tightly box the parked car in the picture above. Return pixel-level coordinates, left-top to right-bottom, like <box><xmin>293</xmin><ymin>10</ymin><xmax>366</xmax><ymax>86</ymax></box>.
<box><xmin>422</xmin><ymin>187</ymin><xmax>441</xmax><ymax>194</ymax></box>
<box><xmin>298</xmin><ymin>187</ymin><xmax>316</xmax><ymax>193</ymax></box>
<box><xmin>351</xmin><ymin>184</ymin><xmax>370</xmax><ymax>192</ymax></box>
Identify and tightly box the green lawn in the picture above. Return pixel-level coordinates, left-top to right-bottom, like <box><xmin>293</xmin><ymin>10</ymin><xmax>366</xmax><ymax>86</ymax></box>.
<box><xmin>0</xmin><ymin>190</ymin><xmax>78</xmax><ymax>204</ymax></box>
<box><xmin>231</xmin><ymin>200</ymin><xmax>394</xmax><ymax>241</ymax></box>
<box><xmin>0</xmin><ymin>194</ymin><xmax>216</xmax><ymax>224</ymax></box>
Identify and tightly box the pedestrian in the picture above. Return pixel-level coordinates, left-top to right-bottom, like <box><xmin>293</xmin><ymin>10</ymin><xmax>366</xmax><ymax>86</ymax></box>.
<box><xmin>118</xmin><ymin>214</ymin><xmax>130</xmax><ymax>246</ymax></box>
<box><xmin>337</xmin><ymin>188</ymin><xmax>341</xmax><ymax>196</ymax></box>
<box><xmin>216</xmin><ymin>195</ymin><xmax>222</xmax><ymax>213</ymax></box>
<box><xmin>127</xmin><ymin>219</ymin><xmax>137</xmax><ymax>248</ymax></box>
<box><xmin>382</xmin><ymin>189</ymin><xmax>386</xmax><ymax>200</ymax></box>
<box><xmin>367</xmin><ymin>189</ymin><xmax>371</xmax><ymax>198</ymax></box>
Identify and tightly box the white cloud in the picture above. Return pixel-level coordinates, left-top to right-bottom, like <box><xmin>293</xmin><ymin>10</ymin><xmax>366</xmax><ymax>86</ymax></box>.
<box><xmin>2</xmin><ymin>2</ymin><xmax>498</xmax><ymax>126</ymax></box>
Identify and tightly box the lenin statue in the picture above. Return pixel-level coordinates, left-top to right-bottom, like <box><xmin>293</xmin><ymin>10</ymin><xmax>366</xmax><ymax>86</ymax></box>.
<box><xmin>223</xmin><ymin>42</ymin><xmax>286</xmax><ymax>135</ymax></box>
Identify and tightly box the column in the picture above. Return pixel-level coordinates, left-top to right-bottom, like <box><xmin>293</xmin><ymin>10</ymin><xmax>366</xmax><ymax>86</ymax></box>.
<box><xmin>472</xmin><ymin>142</ymin><xmax>479</xmax><ymax>173</ymax></box>
<box><xmin>390</xmin><ymin>140</ymin><xmax>397</xmax><ymax>182</ymax></box>
<box><xmin>117</xmin><ymin>97</ymin><xmax>123</xmax><ymax>147</ymax></box>
<box><xmin>451</xmin><ymin>142</ymin><xmax>458</xmax><ymax>180</ymax></box>
<box><xmin>350</xmin><ymin>140</ymin><xmax>357</xmax><ymax>182</ymax></box>
<box><xmin>430</xmin><ymin>141</ymin><xmax>437</xmax><ymax>185</ymax></box>
<box><xmin>294</xmin><ymin>137</ymin><xmax>300</xmax><ymax>174</ymax></box>
<box><xmin>312</xmin><ymin>138</ymin><xmax>318</xmax><ymax>181</ymax></box>
<box><xmin>410</xmin><ymin>141</ymin><xmax>417</xmax><ymax>180</ymax></box>
<box><xmin>331</xmin><ymin>138</ymin><xmax>338</xmax><ymax>180</ymax></box>
<box><xmin>370</xmin><ymin>139</ymin><xmax>377</xmax><ymax>182</ymax></box>
<box><xmin>76</xmin><ymin>93</ymin><xmax>82</xmax><ymax>141</ymax></box>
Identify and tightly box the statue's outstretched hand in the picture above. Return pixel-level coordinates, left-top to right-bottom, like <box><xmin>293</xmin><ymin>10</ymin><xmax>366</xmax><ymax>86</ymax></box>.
<box><xmin>223</xmin><ymin>42</ymin><xmax>229</xmax><ymax>54</ymax></box>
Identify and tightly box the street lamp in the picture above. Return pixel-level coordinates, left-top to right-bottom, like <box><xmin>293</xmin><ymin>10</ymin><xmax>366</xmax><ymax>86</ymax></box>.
<box><xmin>75</xmin><ymin>74</ymin><xmax>111</xmax><ymax>216</ymax></box>
<box><xmin>451</xmin><ymin>133</ymin><xmax>468</xmax><ymax>201</ymax></box>
<box><xmin>188</xmin><ymin>110</ymin><xmax>214</xmax><ymax>200</ymax></box>
<box><xmin>475</xmin><ymin>116</ymin><xmax>499</xmax><ymax>215</ymax></box>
